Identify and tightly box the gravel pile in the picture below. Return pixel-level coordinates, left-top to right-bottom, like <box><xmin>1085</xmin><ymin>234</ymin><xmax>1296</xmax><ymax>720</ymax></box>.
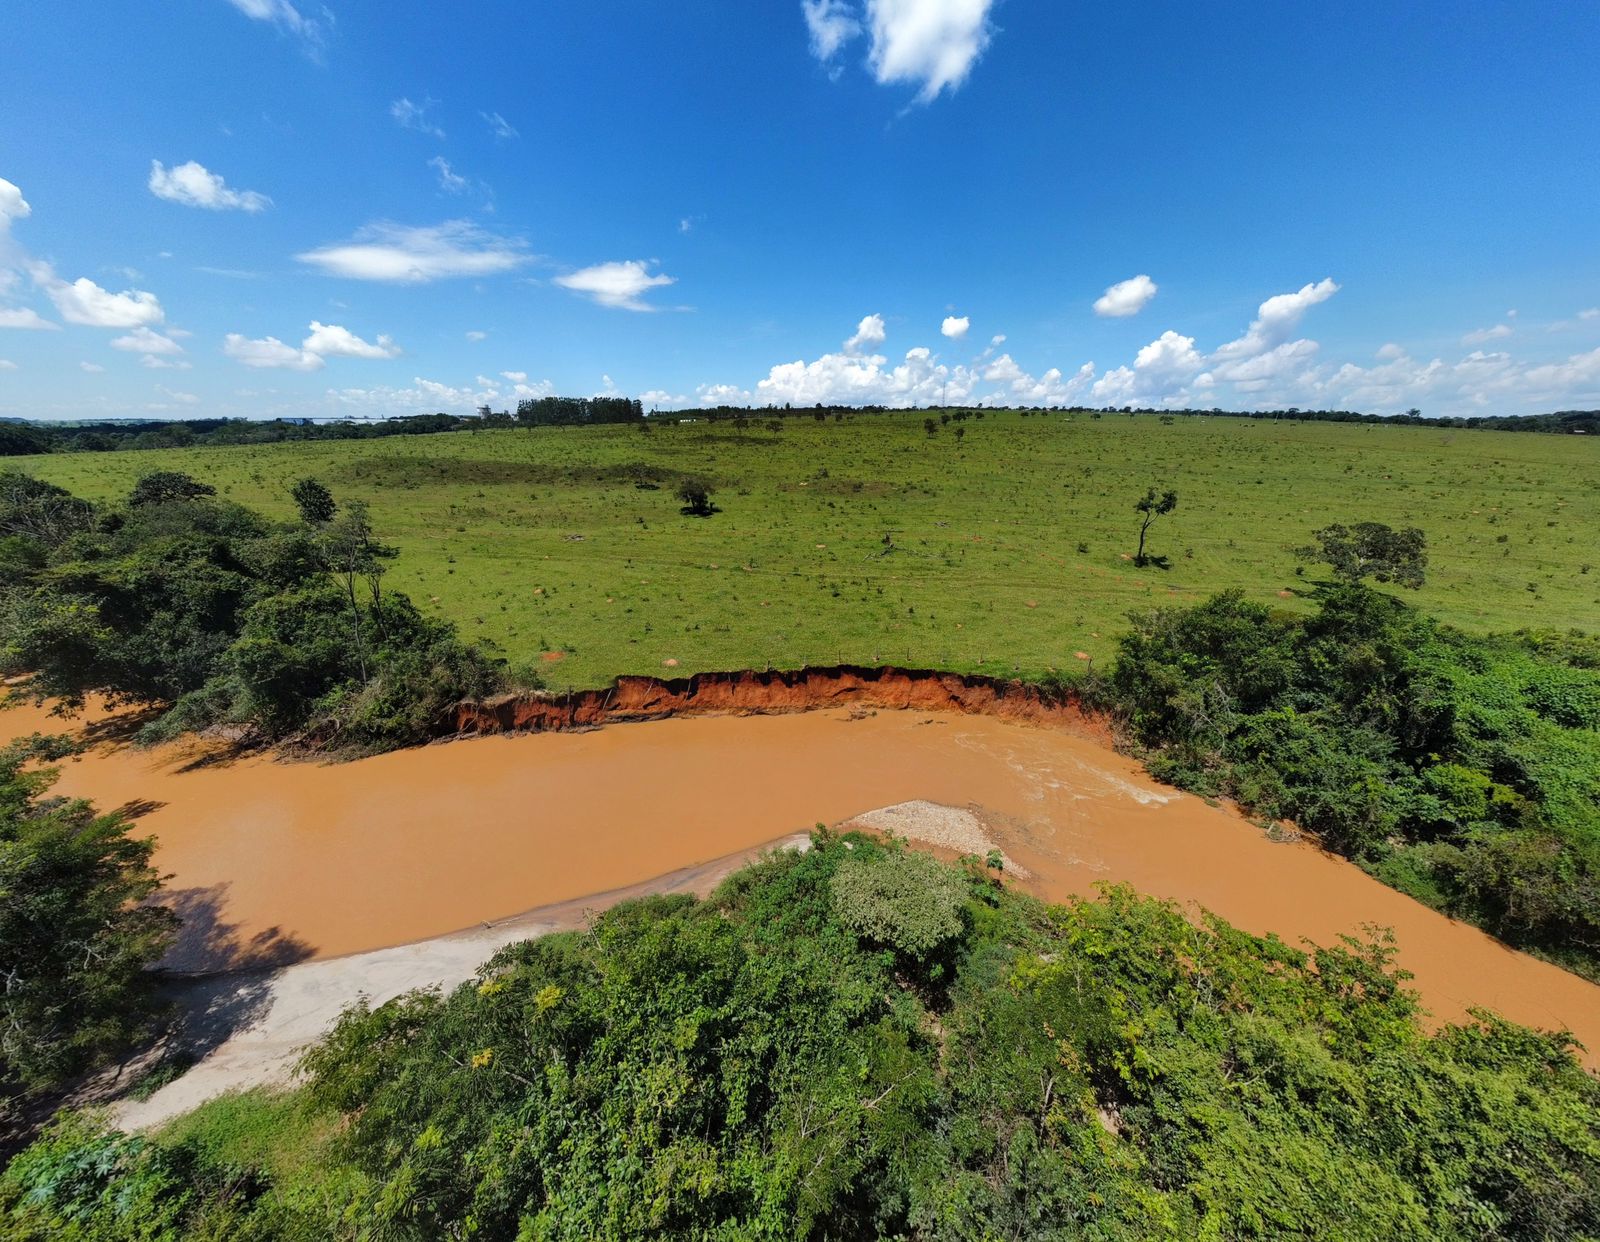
<box><xmin>842</xmin><ymin>800</ymin><xmax>1030</xmax><ymax>878</ymax></box>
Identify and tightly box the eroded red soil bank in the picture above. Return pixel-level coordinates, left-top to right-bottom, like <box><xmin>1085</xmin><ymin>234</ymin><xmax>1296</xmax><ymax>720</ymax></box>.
<box><xmin>450</xmin><ymin>664</ymin><xmax>1112</xmax><ymax>742</ymax></box>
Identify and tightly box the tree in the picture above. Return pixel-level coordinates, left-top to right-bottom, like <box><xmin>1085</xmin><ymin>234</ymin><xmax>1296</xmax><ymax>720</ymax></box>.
<box><xmin>1133</xmin><ymin>487</ymin><xmax>1178</xmax><ymax>566</ymax></box>
<box><xmin>0</xmin><ymin>738</ymin><xmax>175</xmax><ymax>1103</ymax></box>
<box><xmin>321</xmin><ymin>501</ymin><xmax>398</xmax><ymax>680</ymax></box>
<box><xmin>290</xmin><ymin>477</ymin><xmax>337</xmax><ymax>525</ymax></box>
<box><xmin>126</xmin><ymin>471</ymin><xmax>216</xmax><ymax>508</ymax></box>
<box><xmin>676</xmin><ymin>477</ymin><xmax>717</xmax><ymax>517</ymax></box>
<box><xmin>1298</xmin><ymin>521</ymin><xmax>1427</xmax><ymax>589</ymax></box>
<box><xmin>923</xmin><ymin>418</ymin><xmax>937</xmax><ymax>437</ymax></box>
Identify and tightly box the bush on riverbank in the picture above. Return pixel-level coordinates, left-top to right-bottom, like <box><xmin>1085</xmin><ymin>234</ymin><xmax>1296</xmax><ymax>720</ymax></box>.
<box><xmin>1108</xmin><ymin>582</ymin><xmax>1600</xmax><ymax>978</ymax></box>
<box><xmin>0</xmin><ymin>471</ymin><xmax>510</xmax><ymax>751</ymax></box>
<box><xmin>4</xmin><ymin>834</ymin><xmax>1597</xmax><ymax>1238</ymax></box>
<box><xmin>0</xmin><ymin>738</ymin><xmax>174</xmax><ymax>1116</ymax></box>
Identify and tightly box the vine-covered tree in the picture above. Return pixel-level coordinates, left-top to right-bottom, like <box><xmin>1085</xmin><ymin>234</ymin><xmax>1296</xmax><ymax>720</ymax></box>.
<box><xmin>1298</xmin><ymin>521</ymin><xmax>1427</xmax><ymax>588</ymax></box>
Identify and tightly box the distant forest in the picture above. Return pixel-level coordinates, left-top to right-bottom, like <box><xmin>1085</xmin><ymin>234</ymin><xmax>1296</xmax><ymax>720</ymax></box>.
<box><xmin>0</xmin><ymin>400</ymin><xmax>1595</xmax><ymax>456</ymax></box>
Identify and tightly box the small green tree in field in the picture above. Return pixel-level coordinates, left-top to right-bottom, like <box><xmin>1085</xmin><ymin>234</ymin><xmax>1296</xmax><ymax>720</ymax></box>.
<box><xmin>126</xmin><ymin>471</ymin><xmax>215</xmax><ymax>508</ymax></box>
<box><xmin>1133</xmin><ymin>487</ymin><xmax>1178</xmax><ymax>566</ymax></box>
<box><xmin>290</xmin><ymin>477</ymin><xmax>337</xmax><ymax>525</ymax></box>
<box><xmin>677</xmin><ymin>477</ymin><xmax>717</xmax><ymax>517</ymax></box>
<box><xmin>1298</xmin><ymin>521</ymin><xmax>1427</xmax><ymax>589</ymax></box>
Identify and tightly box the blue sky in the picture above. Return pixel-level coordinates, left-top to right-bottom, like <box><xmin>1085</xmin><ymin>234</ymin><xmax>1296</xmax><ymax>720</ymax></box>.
<box><xmin>1</xmin><ymin>0</ymin><xmax>1598</xmax><ymax>420</ymax></box>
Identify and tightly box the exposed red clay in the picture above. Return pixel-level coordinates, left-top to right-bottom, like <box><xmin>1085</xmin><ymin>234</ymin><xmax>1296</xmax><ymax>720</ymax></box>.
<box><xmin>449</xmin><ymin>664</ymin><xmax>1115</xmax><ymax>746</ymax></box>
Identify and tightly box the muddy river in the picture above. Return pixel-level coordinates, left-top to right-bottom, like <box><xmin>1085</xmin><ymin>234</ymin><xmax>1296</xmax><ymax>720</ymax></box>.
<box><xmin>6</xmin><ymin>698</ymin><xmax>1598</xmax><ymax>1061</ymax></box>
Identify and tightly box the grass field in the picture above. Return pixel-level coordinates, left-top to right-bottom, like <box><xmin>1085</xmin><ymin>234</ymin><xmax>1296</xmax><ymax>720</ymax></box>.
<box><xmin>15</xmin><ymin>411</ymin><xmax>1600</xmax><ymax>688</ymax></box>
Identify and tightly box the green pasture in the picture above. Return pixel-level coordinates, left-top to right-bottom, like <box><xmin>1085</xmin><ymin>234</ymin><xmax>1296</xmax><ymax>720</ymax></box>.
<box><xmin>16</xmin><ymin>411</ymin><xmax>1599</xmax><ymax>688</ymax></box>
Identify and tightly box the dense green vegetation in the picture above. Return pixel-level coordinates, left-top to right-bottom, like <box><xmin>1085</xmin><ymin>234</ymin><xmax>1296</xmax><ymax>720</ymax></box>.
<box><xmin>0</xmin><ymin>736</ymin><xmax>173</xmax><ymax>1113</ymax></box>
<box><xmin>12</xmin><ymin>413</ymin><xmax>1598</xmax><ymax>687</ymax></box>
<box><xmin>4</xmin><ymin>835</ymin><xmax>1597</xmax><ymax>1239</ymax></box>
<box><xmin>1110</xmin><ymin>582</ymin><xmax>1600</xmax><ymax>978</ymax></box>
<box><xmin>3</xmin><ymin>403</ymin><xmax>1596</xmax><ymax>461</ymax></box>
<box><xmin>0</xmin><ymin>470</ymin><xmax>508</xmax><ymax>750</ymax></box>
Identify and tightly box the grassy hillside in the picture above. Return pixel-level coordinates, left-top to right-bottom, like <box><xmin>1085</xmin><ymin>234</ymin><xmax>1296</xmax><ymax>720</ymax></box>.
<box><xmin>17</xmin><ymin>411</ymin><xmax>1598</xmax><ymax>688</ymax></box>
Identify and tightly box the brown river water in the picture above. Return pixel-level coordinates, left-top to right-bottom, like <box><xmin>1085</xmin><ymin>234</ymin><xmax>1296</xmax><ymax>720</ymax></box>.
<box><xmin>6</xmin><ymin>698</ymin><xmax>1598</xmax><ymax>1062</ymax></box>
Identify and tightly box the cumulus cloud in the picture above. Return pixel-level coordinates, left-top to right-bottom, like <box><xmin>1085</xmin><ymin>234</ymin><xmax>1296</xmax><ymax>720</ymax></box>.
<box><xmin>390</xmin><ymin>97</ymin><xmax>444</xmax><ymax>138</ymax></box>
<box><xmin>1211</xmin><ymin>278</ymin><xmax>1339</xmax><ymax>363</ymax></box>
<box><xmin>1093</xmin><ymin>273</ymin><xmax>1157</xmax><ymax>318</ymax></box>
<box><xmin>148</xmin><ymin>160</ymin><xmax>270</xmax><ymax>211</ymax></box>
<box><xmin>465</xmin><ymin>329</ymin><xmax>487</xmax><ymax>341</ymax></box>
<box><xmin>867</xmin><ymin>0</ymin><xmax>997</xmax><ymax>102</ymax></box>
<box><xmin>1376</xmin><ymin>342</ymin><xmax>1405</xmax><ymax>361</ymax></box>
<box><xmin>302</xmin><ymin>320</ymin><xmax>401</xmax><ymax>359</ymax></box>
<box><xmin>110</xmin><ymin>326</ymin><xmax>184</xmax><ymax>355</ymax></box>
<box><xmin>501</xmin><ymin>370</ymin><xmax>527</xmax><ymax>382</ymax></box>
<box><xmin>0</xmin><ymin>178</ymin><xmax>30</xmax><ymax>230</ymax></box>
<box><xmin>0</xmin><ymin>307</ymin><xmax>57</xmax><ymax>330</ymax></box>
<box><xmin>0</xmin><ymin>359</ymin><xmax>15</xmax><ymax>370</ymax></box>
<box><xmin>27</xmin><ymin>262</ymin><xmax>164</xmax><ymax>327</ymax></box>
<box><xmin>224</xmin><ymin>333</ymin><xmax>324</xmax><ymax>371</ymax></box>
<box><xmin>803</xmin><ymin>0</ymin><xmax>996</xmax><ymax>102</ymax></box>
<box><xmin>140</xmin><ymin>355</ymin><xmax>193</xmax><ymax>370</ymax></box>
<box><xmin>480</xmin><ymin>111</ymin><xmax>518</xmax><ymax>139</ymax></box>
<box><xmin>1462</xmin><ymin>323</ymin><xmax>1513</xmax><ymax>345</ymax></box>
<box><xmin>427</xmin><ymin>156</ymin><xmax>468</xmax><ymax>194</ymax></box>
<box><xmin>225</xmin><ymin>321</ymin><xmax>401</xmax><ymax>370</ymax></box>
<box><xmin>844</xmin><ymin>312</ymin><xmax>887</xmax><ymax>355</ymax></box>
<box><xmin>296</xmin><ymin>221</ymin><xmax>529</xmax><ymax>283</ymax></box>
<box><xmin>553</xmin><ymin>260</ymin><xmax>675</xmax><ymax>311</ymax></box>
<box><xmin>79</xmin><ymin>361</ymin><xmax>105</xmax><ymax>373</ymax></box>
<box><xmin>224</xmin><ymin>0</ymin><xmax>328</xmax><ymax>56</ymax></box>
<box><xmin>1581</xmin><ymin>308</ymin><xmax>1599</xmax><ymax>321</ymax></box>
<box><xmin>803</xmin><ymin>0</ymin><xmax>862</xmax><ymax>61</ymax></box>
<box><xmin>941</xmin><ymin>315</ymin><xmax>969</xmax><ymax>339</ymax></box>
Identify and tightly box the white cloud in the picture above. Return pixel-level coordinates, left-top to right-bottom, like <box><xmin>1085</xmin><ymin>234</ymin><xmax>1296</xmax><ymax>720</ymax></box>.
<box><xmin>465</xmin><ymin>329</ymin><xmax>487</xmax><ymax>341</ymax></box>
<box><xmin>990</xmin><ymin>333</ymin><xmax>1005</xmax><ymax>345</ymax></box>
<box><xmin>1580</xmin><ymin>308</ymin><xmax>1599</xmax><ymax>321</ymax></box>
<box><xmin>225</xmin><ymin>320</ymin><xmax>401</xmax><ymax>369</ymax></box>
<box><xmin>1462</xmin><ymin>323</ymin><xmax>1513</xmax><ymax>345</ymax></box>
<box><xmin>140</xmin><ymin>355</ymin><xmax>193</xmax><ymax>370</ymax></box>
<box><xmin>501</xmin><ymin>370</ymin><xmax>527</xmax><ymax>382</ymax></box>
<box><xmin>0</xmin><ymin>307</ymin><xmax>57</xmax><ymax>330</ymax></box>
<box><xmin>697</xmin><ymin>382</ymin><xmax>753</xmax><ymax>405</ymax></box>
<box><xmin>390</xmin><ymin>97</ymin><xmax>444</xmax><ymax>139</ymax></box>
<box><xmin>148</xmin><ymin>160</ymin><xmax>270</xmax><ymax>212</ymax></box>
<box><xmin>302</xmin><ymin>320</ymin><xmax>401</xmax><ymax>359</ymax></box>
<box><xmin>428</xmin><ymin>156</ymin><xmax>468</xmax><ymax>194</ymax></box>
<box><xmin>28</xmin><ymin>262</ymin><xmax>164</xmax><ymax>327</ymax></box>
<box><xmin>844</xmin><ymin>312</ymin><xmax>887</xmax><ymax>354</ymax></box>
<box><xmin>1211</xmin><ymin>278</ymin><xmax>1339</xmax><ymax>362</ymax></box>
<box><xmin>803</xmin><ymin>0</ymin><xmax>862</xmax><ymax>61</ymax></box>
<box><xmin>553</xmin><ymin>260</ymin><xmax>675</xmax><ymax>311</ymax></box>
<box><xmin>224</xmin><ymin>0</ymin><xmax>327</xmax><ymax>56</ymax></box>
<box><xmin>156</xmin><ymin>385</ymin><xmax>200</xmax><ymax>404</ymax></box>
<box><xmin>1093</xmin><ymin>273</ymin><xmax>1158</xmax><ymax>318</ymax></box>
<box><xmin>480</xmin><ymin>111</ymin><xmax>518</xmax><ymax>139</ymax></box>
<box><xmin>639</xmin><ymin>389</ymin><xmax>687</xmax><ymax>408</ymax></box>
<box><xmin>79</xmin><ymin>361</ymin><xmax>105</xmax><ymax>373</ymax></box>
<box><xmin>1376</xmin><ymin>342</ymin><xmax>1405</xmax><ymax>361</ymax></box>
<box><xmin>297</xmin><ymin>221</ymin><xmax>529</xmax><ymax>283</ymax></box>
<box><xmin>0</xmin><ymin>178</ymin><xmax>31</xmax><ymax>230</ymax></box>
<box><xmin>941</xmin><ymin>315</ymin><xmax>969</xmax><ymax>339</ymax></box>
<box><xmin>224</xmin><ymin>333</ymin><xmax>324</xmax><ymax>371</ymax></box>
<box><xmin>111</xmin><ymin>326</ymin><xmax>184</xmax><ymax>355</ymax></box>
<box><xmin>0</xmin><ymin>359</ymin><xmax>15</xmax><ymax>370</ymax></box>
<box><xmin>866</xmin><ymin>0</ymin><xmax>997</xmax><ymax>102</ymax></box>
